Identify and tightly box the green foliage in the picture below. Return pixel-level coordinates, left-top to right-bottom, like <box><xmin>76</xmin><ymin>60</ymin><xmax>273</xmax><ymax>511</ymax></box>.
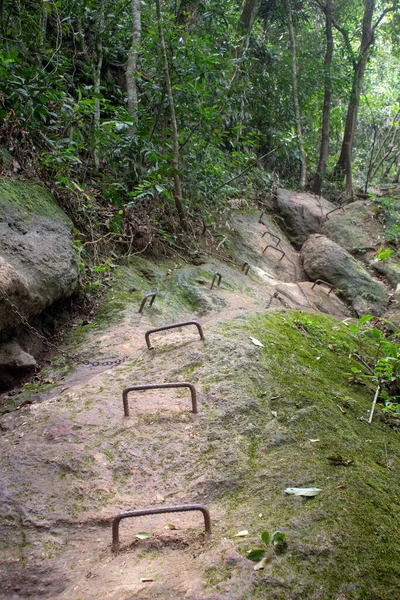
<box><xmin>0</xmin><ymin>0</ymin><xmax>399</xmax><ymax>245</ymax></box>
<box><xmin>346</xmin><ymin>315</ymin><xmax>400</xmax><ymax>418</ymax></box>
<box><xmin>246</xmin><ymin>530</ymin><xmax>287</xmax><ymax>564</ymax></box>
<box><xmin>375</xmin><ymin>247</ymin><xmax>394</xmax><ymax>261</ymax></box>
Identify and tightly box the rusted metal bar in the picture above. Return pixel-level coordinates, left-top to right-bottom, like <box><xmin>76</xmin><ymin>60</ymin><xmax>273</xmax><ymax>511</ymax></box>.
<box><xmin>210</xmin><ymin>272</ymin><xmax>222</xmax><ymax>290</ymax></box>
<box><xmin>112</xmin><ymin>504</ymin><xmax>211</xmax><ymax>551</ymax></box>
<box><xmin>145</xmin><ymin>320</ymin><xmax>205</xmax><ymax>350</ymax></box>
<box><xmin>138</xmin><ymin>292</ymin><xmax>157</xmax><ymax>313</ymax></box>
<box><xmin>311</xmin><ymin>279</ymin><xmax>334</xmax><ymax>295</ymax></box>
<box><xmin>258</xmin><ymin>211</ymin><xmax>266</xmax><ymax>225</ymax></box>
<box><xmin>262</xmin><ymin>245</ymin><xmax>285</xmax><ymax>261</ymax></box>
<box><xmin>122</xmin><ymin>382</ymin><xmax>198</xmax><ymax>416</ymax></box>
<box><xmin>266</xmin><ymin>291</ymin><xmax>292</xmax><ymax>309</ymax></box>
<box><xmin>242</xmin><ymin>262</ymin><xmax>250</xmax><ymax>275</ymax></box>
<box><xmin>325</xmin><ymin>206</ymin><xmax>345</xmax><ymax>220</ymax></box>
<box><xmin>261</xmin><ymin>231</ymin><xmax>281</xmax><ymax>246</ymax></box>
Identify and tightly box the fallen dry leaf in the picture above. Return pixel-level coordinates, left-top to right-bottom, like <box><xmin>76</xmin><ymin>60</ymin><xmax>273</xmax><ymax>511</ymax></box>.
<box><xmin>233</xmin><ymin>530</ymin><xmax>249</xmax><ymax>537</ymax></box>
<box><xmin>285</xmin><ymin>487</ymin><xmax>322</xmax><ymax>497</ymax></box>
<box><xmin>254</xmin><ymin>552</ymin><xmax>273</xmax><ymax>571</ymax></box>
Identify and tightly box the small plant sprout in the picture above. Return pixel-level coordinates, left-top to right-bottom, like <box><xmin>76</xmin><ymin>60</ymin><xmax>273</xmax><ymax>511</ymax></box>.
<box><xmin>246</xmin><ymin>530</ymin><xmax>287</xmax><ymax>570</ymax></box>
<box><xmin>375</xmin><ymin>248</ymin><xmax>394</xmax><ymax>261</ymax></box>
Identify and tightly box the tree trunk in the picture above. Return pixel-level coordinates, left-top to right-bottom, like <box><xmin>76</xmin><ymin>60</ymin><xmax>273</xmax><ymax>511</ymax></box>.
<box><xmin>285</xmin><ymin>0</ymin><xmax>306</xmax><ymax>190</ymax></box>
<box><xmin>235</xmin><ymin>0</ymin><xmax>259</xmax><ymax>57</ymax></box>
<box><xmin>94</xmin><ymin>0</ymin><xmax>105</xmax><ymax>172</ymax></box>
<box><xmin>126</xmin><ymin>0</ymin><xmax>141</xmax><ymax>124</ymax></box>
<box><xmin>333</xmin><ymin>0</ymin><xmax>375</xmax><ymax>189</ymax></box>
<box><xmin>312</xmin><ymin>0</ymin><xmax>333</xmax><ymax>196</ymax></box>
<box><xmin>155</xmin><ymin>0</ymin><xmax>188</xmax><ymax>230</ymax></box>
<box><xmin>230</xmin><ymin>0</ymin><xmax>259</xmax><ymax>87</ymax></box>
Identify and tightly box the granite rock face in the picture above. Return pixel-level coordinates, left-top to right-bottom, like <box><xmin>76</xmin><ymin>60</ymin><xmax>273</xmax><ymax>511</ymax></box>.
<box><xmin>276</xmin><ymin>189</ymin><xmax>335</xmax><ymax>248</ymax></box>
<box><xmin>0</xmin><ymin>179</ymin><xmax>79</xmax><ymax>336</ymax></box>
<box><xmin>301</xmin><ymin>234</ymin><xmax>387</xmax><ymax>315</ymax></box>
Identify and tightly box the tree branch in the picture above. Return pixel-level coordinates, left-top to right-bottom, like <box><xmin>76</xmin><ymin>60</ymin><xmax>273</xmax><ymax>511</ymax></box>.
<box><xmin>214</xmin><ymin>145</ymin><xmax>283</xmax><ymax>192</ymax></box>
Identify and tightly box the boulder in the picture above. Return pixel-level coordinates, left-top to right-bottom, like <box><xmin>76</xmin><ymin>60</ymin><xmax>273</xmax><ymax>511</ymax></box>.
<box><xmin>0</xmin><ymin>339</ymin><xmax>36</xmax><ymax>391</ymax></box>
<box><xmin>301</xmin><ymin>235</ymin><xmax>387</xmax><ymax>316</ymax></box>
<box><xmin>322</xmin><ymin>201</ymin><xmax>383</xmax><ymax>255</ymax></box>
<box><xmin>0</xmin><ymin>179</ymin><xmax>79</xmax><ymax>335</ymax></box>
<box><xmin>276</xmin><ymin>189</ymin><xmax>335</xmax><ymax>248</ymax></box>
<box><xmin>371</xmin><ymin>258</ymin><xmax>400</xmax><ymax>288</ymax></box>
<box><xmin>0</xmin><ymin>339</ymin><xmax>36</xmax><ymax>370</ymax></box>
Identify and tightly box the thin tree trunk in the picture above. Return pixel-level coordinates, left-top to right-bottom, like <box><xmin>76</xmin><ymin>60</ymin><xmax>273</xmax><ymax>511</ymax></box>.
<box><xmin>364</xmin><ymin>123</ymin><xmax>378</xmax><ymax>193</ymax></box>
<box><xmin>230</xmin><ymin>0</ymin><xmax>259</xmax><ymax>87</ymax></box>
<box><xmin>94</xmin><ymin>0</ymin><xmax>105</xmax><ymax>172</ymax></box>
<box><xmin>333</xmin><ymin>0</ymin><xmax>375</xmax><ymax>189</ymax></box>
<box><xmin>155</xmin><ymin>0</ymin><xmax>188</xmax><ymax>230</ymax></box>
<box><xmin>313</xmin><ymin>0</ymin><xmax>332</xmax><ymax>195</ymax></box>
<box><xmin>284</xmin><ymin>0</ymin><xmax>306</xmax><ymax>190</ymax></box>
<box><xmin>126</xmin><ymin>0</ymin><xmax>141</xmax><ymax>124</ymax></box>
<box><xmin>0</xmin><ymin>0</ymin><xmax>7</xmax><ymax>52</ymax></box>
<box><xmin>39</xmin><ymin>1</ymin><xmax>48</xmax><ymax>48</ymax></box>
<box><xmin>235</xmin><ymin>0</ymin><xmax>259</xmax><ymax>57</ymax></box>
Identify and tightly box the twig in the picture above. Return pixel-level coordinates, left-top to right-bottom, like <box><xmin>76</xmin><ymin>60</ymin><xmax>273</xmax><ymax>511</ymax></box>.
<box><xmin>214</xmin><ymin>145</ymin><xmax>283</xmax><ymax>192</ymax></box>
<box><xmin>353</xmin><ymin>352</ymin><xmax>374</xmax><ymax>375</ymax></box>
<box><xmin>368</xmin><ymin>384</ymin><xmax>381</xmax><ymax>424</ymax></box>
<box><xmin>216</xmin><ymin>236</ymin><xmax>227</xmax><ymax>250</ymax></box>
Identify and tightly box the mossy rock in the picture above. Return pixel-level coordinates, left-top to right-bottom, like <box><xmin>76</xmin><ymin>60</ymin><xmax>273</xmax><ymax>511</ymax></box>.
<box><xmin>322</xmin><ymin>201</ymin><xmax>383</xmax><ymax>255</ymax></box>
<box><xmin>372</xmin><ymin>258</ymin><xmax>400</xmax><ymax>288</ymax></box>
<box><xmin>0</xmin><ymin>178</ymin><xmax>78</xmax><ymax>333</ymax></box>
<box><xmin>0</xmin><ymin>178</ymin><xmax>73</xmax><ymax>228</ymax></box>
<box><xmin>301</xmin><ymin>235</ymin><xmax>387</xmax><ymax>315</ymax></box>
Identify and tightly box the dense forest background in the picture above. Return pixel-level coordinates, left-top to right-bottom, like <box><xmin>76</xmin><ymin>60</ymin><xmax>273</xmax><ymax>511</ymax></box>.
<box><xmin>0</xmin><ymin>0</ymin><xmax>399</xmax><ymax>258</ymax></box>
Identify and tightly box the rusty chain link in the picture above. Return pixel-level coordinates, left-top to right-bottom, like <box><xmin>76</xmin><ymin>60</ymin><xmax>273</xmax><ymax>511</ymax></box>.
<box><xmin>0</xmin><ymin>289</ymin><xmax>127</xmax><ymax>368</ymax></box>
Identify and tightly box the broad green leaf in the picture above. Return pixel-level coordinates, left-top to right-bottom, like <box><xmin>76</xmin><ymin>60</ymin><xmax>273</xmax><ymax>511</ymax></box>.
<box><xmin>272</xmin><ymin>531</ymin><xmax>287</xmax><ymax>545</ymax></box>
<box><xmin>261</xmin><ymin>531</ymin><xmax>270</xmax><ymax>545</ymax></box>
<box><xmin>247</xmin><ymin>549</ymin><xmax>265</xmax><ymax>562</ymax></box>
<box><xmin>135</xmin><ymin>532</ymin><xmax>150</xmax><ymax>539</ymax></box>
<box><xmin>358</xmin><ymin>315</ymin><xmax>374</xmax><ymax>325</ymax></box>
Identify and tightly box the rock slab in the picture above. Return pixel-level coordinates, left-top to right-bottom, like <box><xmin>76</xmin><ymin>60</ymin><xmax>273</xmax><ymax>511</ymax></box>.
<box><xmin>301</xmin><ymin>234</ymin><xmax>387</xmax><ymax>315</ymax></box>
<box><xmin>276</xmin><ymin>189</ymin><xmax>335</xmax><ymax>248</ymax></box>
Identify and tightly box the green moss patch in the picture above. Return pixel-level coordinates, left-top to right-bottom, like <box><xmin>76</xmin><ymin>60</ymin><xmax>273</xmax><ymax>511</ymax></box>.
<box><xmin>0</xmin><ymin>178</ymin><xmax>72</xmax><ymax>227</ymax></box>
<box><xmin>184</xmin><ymin>311</ymin><xmax>400</xmax><ymax>599</ymax></box>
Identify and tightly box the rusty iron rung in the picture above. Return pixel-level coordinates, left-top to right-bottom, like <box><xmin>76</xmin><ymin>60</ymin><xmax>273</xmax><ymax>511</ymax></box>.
<box><xmin>145</xmin><ymin>320</ymin><xmax>205</xmax><ymax>350</ymax></box>
<box><xmin>261</xmin><ymin>231</ymin><xmax>281</xmax><ymax>246</ymax></box>
<box><xmin>112</xmin><ymin>504</ymin><xmax>211</xmax><ymax>551</ymax></box>
<box><xmin>122</xmin><ymin>382</ymin><xmax>198</xmax><ymax>416</ymax></box>
<box><xmin>242</xmin><ymin>262</ymin><xmax>250</xmax><ymax>275</ymax></box>
<box><xmin>325</xmin><ymin>206</ymin><xmax>345</xmax><ymax>220</ymax></box>
<box><xmin>258</xmin><ymin>210</ymin><xmax>268</xmax><ymax>226</ymax></box>
<box><xmin>138</xmin><ymin>292</ymin><xmax>157</xmax><ymax>313</ymax></box>
<box><xmin>262</xmin><ymin>245</ymin><xmax>286</xmax><ymax>261</ymax></box>
<box><xmin>311</xmin><ymin>279</ymin><xmax>334</xmax><ymax>295</ymax></box>
<box><xmin>210</xmin><ymin>272</ymin><xmax>222</xmax><ymax>290</ymax></box>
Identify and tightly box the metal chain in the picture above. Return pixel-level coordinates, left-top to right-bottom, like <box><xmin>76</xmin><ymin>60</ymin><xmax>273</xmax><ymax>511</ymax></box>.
<box><xmin>0</xmin><ymin>289</ymin><xmax>126</xmax><ymax>367</ymax></box>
